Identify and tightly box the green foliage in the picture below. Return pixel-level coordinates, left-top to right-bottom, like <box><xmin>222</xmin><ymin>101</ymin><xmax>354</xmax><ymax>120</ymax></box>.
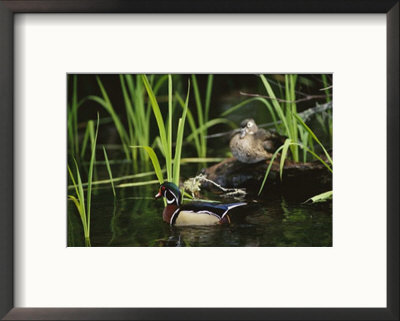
<box><xmin>172</xmin><ymin>82</ymin><xmax>190</xmax><ymax>187</ymax></box>
<box><xmin>220</xmin><ymin>74</ymin><xmax>332</xmax><ymax>164</ymax></box>
<box><xmin>138</xmin><ymin>75</ymin><xmax>191</xmax><ymax>187</ymax></box>
<box><xmin>261</xmin><ymin>74</ymin><xmax>301</xmax><ymax>161</ymax></box>
<box><xmin>81</xmin><ymin>75</ymin><xmax>168</xmax><ymax>173</ymax></box>
<box><xmin>87</xmin><ymin>77</ymin><xmax>130</xmax><ymax>159</ymax></box>
<box><xmin>67</xmin><ymin>75</ymin><xmax>87</xmax><ymax>159</ymax></box>
<box><xmin>258</xmin><ymin>139</ymin><xmax>332</xmax><ymax>195</ymax></box>
<box><xmin>68</xmin><ymin>114</ymin><xmax>99</xmax><ymax>246</ymax></box>
<box><xmin>293</xmin><ymin>113</ymin><xmax>333</xmax><ymax>165</ymax></box>
<box><xmin>102</xmin><ymin>146</ymin><xmax>116</xmax><ymax>197</ymax></box>
<box><xmin>189</xmin><ymin>75</ymin><xmax>214</xmax><ymax>159</ymax></box>
<box><xmin>131</xmin><ymin>146</ymin><xmax>164</xmax><ymax>183</ymax></box>
<box><xmin>305</xmin><ymin>191</ymin><xmax>333</xmax><ymax>203</ymax></box>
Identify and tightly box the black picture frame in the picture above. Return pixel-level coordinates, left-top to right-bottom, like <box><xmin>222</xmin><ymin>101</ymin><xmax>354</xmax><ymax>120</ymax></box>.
<box><xmin>0</xmin><ymin>1</ymin><xmax>398</xmax><ymax>320</ymax></box>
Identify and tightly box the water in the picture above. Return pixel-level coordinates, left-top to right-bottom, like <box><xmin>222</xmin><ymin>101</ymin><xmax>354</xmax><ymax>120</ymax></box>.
<box><xmin>68</xmin><ymin>184</ymin><xmax>332</xmax><ymax>247</ymax></box>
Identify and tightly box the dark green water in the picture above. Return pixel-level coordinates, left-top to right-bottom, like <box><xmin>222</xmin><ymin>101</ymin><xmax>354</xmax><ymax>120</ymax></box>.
<box><xmin>68</xmin><ymin>183</ymin><xmax>332</xmax><ymax>247</ymax></box>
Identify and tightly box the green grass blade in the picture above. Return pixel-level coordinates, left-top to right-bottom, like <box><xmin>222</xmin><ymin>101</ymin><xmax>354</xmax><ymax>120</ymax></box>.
<box><xmin>258</xmin><ymin>145</ymin><xmax>285</xmax><ymax>195</ymax></box>
<box><xmin>152</xmin><ymin>75</ymin><xmax>169</xmax><ymax>95</ymax></box>
<box><xmin>167</xmin><ymin>75</ymin><xmax>173</xmax><ymax>181</ymax></box>
<box><xmin>221</xmin><ymin>97</ymin><xmax>256</xmax><ymax>116</ymax></box>
<box><xmin>321</xmin><ymin>74</ymin><xmax>331</xmax><ymax>102</ymax></box>
<box><xmin>221</xmin><ymin>97</ymin><xmax>279</xmax><ymax>130</ymax></box>
<box><xmin>294</xmin><ymin>113</ymin><xmax>333</xmax><ymax>165</ymax></box>
<box><xmin>185</xmin><ymin>118</ymin><xmax>236</xmax><ymax>143</ymax></box>
<box><xmin>180</xmin><ymin>157</ymin><xmax>224</xmax><ymax>163</ymax></box>
<box><xmin>87</xmin><ymin>85</ymin><xmax>130</xmax><ymax>159</ymax></box>
<box><xmin>152</xmin><ymin>136</ymin><xmax>165</xmax><ymax>157</ymax></box>
<box><xmin>281</xmin><ymin>141</ymin><xmax>332</xmax><ymax>172</ymax></box>
<box><xmin>131</xmin><ymin>145</ymin><xmax>164</xmax><ymax>183</ymax></box>
<box><xmin>298</xmin><ymin>125</ymin><xmax>309</xmax><ymax>162</ymax></box>
<box><xmin>288</xmin><ymin>74</ymin><xmax>299</xmax><ymax>161</ymax></box>
<box><xmin>86</xmin><ymin>114</ymin><xmax>100</xmax><ymax>236</ymax></box>
<box><xmin>80</xmin><ymin>121</ymin><xmax>92</xmax><ymax>159</ymax></box>
<box><xmin>71</xmin><ymin>75</ymin><xmax>79</xmax><ymax>156</ymax></box>
<box><xmin>68</xmin><ymin>195</ymin><xmax>87</xmax><ymax>231</ymax></box>
<box><xmin>94</xmin><ymin>77</ymin><xmax>130</xmax><ymax>151</ymax></box>
<box><xmin>68</xmin><ymin>170</ymin><xmax>164</xmax><ymax>189</ymax></box>
<box><xmin>67</xmin><ymin>165</ymin><xmax>81</xmax><ymax>208</ymax></box>
<box><xmin>73</xmin><ymin>159</ymin><xmax>86</xmax><ymax>218</ymax></box>
<box><xmin>68</xmin><ymin>161</ymin><xmax>89</xmax><ymax>240</ymax></box>
<box><xmin>102</xmin><ymin>146</ymin><xmax>116</xmax><ymax>197</ymax></box>
<box><xmin>258</xmin><ymin>140</ymin><xmax>332</xmax><ymax>195</ymax></box>
<box><xmin>260</xmin><ymin>75</ymin><xmax>291</xmax><ymax>136</ymax></box>
<box><xmin>141</xmin><ymin>75</ymin><xmax>171</xmax><ymax>179</ymax></box>
<box><xmin>279</xmin><ymin>138</ymin><xmax>292</xmax><ymax>180</ymax></box>
<box><xmin>204</xmin><ymin>74</ymin><xmax>214</xmax><ymax>123</ymax></box>
<box><xmin>191</xmin><ymin>75</ymin><xmax>206</xmax><ymax>157</ymax></box>
<box><xmin>120</xmin><ymin>74</ymin><xmax>135</xmax><ymax>123</ymax></box>
<box><xmin>117</xmin><ymin>180</ymin><xmax>160</xmax><ymax>188</ymax></box>
<box><xmin>305</xmin><ymin>190</ymin><xmax>333</xmax><ymax>203</ymax></box>
<box><xmin>176</xmin><ymin>92</ymin><xmax>201</xmax><ymax>157</ymax></box>
<box><xmin>293</xmin><ymin>143</ymin><xmax>332</xmax><ymax>172</ymax></box>
<box><xmin>71</xmin><ymin>159</ymin><xmax>88</xmax><ymax>237</ymax></box>
<box><xmin>191</xmin><ymin>75</ymin><xmax>203</xmax><ymax>123</ymax></box>
<box><xmin>173</xmin><ymin>82</ymin><xmax>190</xmax><ymax>186</ymax></box>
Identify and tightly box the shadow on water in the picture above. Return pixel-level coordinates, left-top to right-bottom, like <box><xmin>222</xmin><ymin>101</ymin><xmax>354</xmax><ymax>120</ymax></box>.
<box><xmin>68</xmin><ymin>183</ymin><xmax>332</xmax><ymax>247</ymax></box>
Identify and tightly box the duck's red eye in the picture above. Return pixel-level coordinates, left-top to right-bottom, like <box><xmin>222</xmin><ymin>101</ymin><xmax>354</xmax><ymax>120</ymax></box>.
<box><xmin>161</xmin><ymin>186</ymin><xmax>166</xmax><ymax>192</ymax></box>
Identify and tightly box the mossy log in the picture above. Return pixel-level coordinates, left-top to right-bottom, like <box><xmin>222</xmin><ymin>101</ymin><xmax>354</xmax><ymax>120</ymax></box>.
<box><xmin>201</xmin><ymin>157</ymin><xmax>332</xmax><ymax>199</ymax></box>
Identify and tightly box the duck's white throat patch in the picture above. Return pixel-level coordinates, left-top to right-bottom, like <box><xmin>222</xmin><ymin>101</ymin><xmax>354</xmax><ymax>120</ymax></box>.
<box><xmin>166</xmin><ymin>190</ymin><xmax>179</xmax><ymax>204</ymax></box>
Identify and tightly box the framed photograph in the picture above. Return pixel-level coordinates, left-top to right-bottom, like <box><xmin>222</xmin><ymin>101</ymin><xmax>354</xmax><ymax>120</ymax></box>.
<box><xmin>1</xmin><ymin>1</ymin><xmax>398</xmax><ymax>320</ymax></box>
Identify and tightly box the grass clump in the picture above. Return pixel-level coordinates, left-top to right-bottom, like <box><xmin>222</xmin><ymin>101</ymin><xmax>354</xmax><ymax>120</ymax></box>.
<box><xmin>132</xmin><ymin>74</ymin><xmax>191</xmax><ymax>187</ymax></box>
<box><xmin>68</xmin><ymin>115</ymin><xmax>99</xmax><ymax>246</ymax></box>
<box><xmin>176</xmin><ymin>75</ymin><xmax>236</xmax><ymax>160</ymax></box>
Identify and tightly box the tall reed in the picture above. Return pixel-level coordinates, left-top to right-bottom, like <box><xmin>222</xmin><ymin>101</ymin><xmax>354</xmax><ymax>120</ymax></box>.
<box><xmin>191</xmin><ymin>75</ymin><xmax>213</xmax><ymax>158</ymax></box>
<box><xmin>132</xmin><ymin>74</ymin><xmax>190</xmax><ymax>187</ymax></box>
<box><xmin>86</xmin><ymin>75</ymin><xmax>168</xmax><ymax>172</ymax></box>
<box><xmin>68</xmin><ymin>115</ymin><xmax>99</xmax><ymax>246</ymax></box>
<box><xmin>176</xmin><ymin>76</ymin><xmax>236</xmax><ymax>159</ymax></box>
<box><xmin>67</xmin><ymin>75</ymin><xmax>87</xmax><ymax>159</ymax></box>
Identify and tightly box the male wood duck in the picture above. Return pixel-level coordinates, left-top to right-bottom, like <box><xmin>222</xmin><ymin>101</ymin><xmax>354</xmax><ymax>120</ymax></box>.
<box><xmin>229</xmin><ymin>118</ymin><xmax>286</xmax><ymax>164</ymax></box>
<box><xmin>155</xmin><ymin>182</ymin><xmax>246</xmax><ymax>226</ymax></box>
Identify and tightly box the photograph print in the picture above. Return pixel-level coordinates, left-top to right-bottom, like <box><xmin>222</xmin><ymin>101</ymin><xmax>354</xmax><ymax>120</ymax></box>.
<box><xmin>67</xmin><ymin>74</ymin><xmax>332</xmax><ymax>247</ymax></box>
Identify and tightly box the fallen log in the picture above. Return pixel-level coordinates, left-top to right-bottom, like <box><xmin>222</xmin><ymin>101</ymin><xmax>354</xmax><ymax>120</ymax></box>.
<box><xmin>201</xmin><ymin>157</ymin><xmax>332</xmax><ymax>199</ymax></box>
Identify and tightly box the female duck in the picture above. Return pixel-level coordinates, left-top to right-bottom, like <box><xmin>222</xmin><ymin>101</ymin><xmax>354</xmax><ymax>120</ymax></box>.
<box><xmin>155</xmin><ymin>182</ymin><xmax>246</xmax><ymax>226</ymax></box>
<box><xmin>230</xmin><ymin>118</ymin><xmax>286</xmax><ymax>163</ymax></box>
